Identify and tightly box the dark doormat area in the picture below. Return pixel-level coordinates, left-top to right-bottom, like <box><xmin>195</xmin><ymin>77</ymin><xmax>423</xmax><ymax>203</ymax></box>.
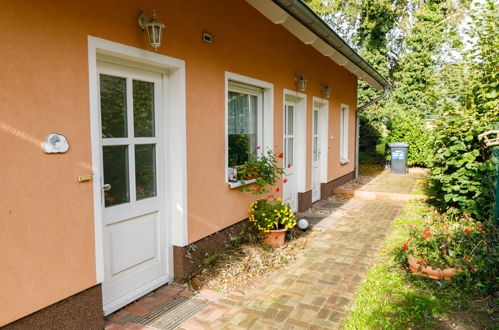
<box><xmin>320</xmin><ymin>202</ymin><xmax>343</xmax><ymax>209</ymax></box>
<box><xmin>133</xmin><ymin>295</ymin><xmax>210</xmax><ymax>329</ymax></box>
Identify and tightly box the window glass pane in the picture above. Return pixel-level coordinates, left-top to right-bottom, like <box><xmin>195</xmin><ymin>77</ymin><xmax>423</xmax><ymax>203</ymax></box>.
<box><xmin>314</xmin><ymin>110</ymin><xmax>318</xmax><ymax>135</ymax></box>
<box><xmin>103</xmin><ymin>146</ymin><xmax>129</xmax><ymax>207</ymax></box>
<box><xmin>228</xmin><ymin>91</ymin><xmax>257</xmax><ymax>167</ymax></box>
<box><xmin>100</xmin><ymin>74</ymin><xmax>127</xmax><ymax>138</ymax></box>
<box><xmin>133</xmin><ymin>80</ymin><xmax>155</xmax><ymax>137</ymax></box>
<box><xmin>135</xmin><ymin>144</ymin><xmax>157</xmax><ymax>200</ymax></box>
<box><xmin>313</xmin><ymin>137</ymin><xmax>318</xmax><ymax>161</ymax></box>
<box><xmin>287</xmin><ymin>106</ymin><xmax>294</xmax><ymax>135</ymax></box>
<box><xmin>286</xmin><ymin>137</ymin><xmax>294</xmax><ymax>167</ymax></box>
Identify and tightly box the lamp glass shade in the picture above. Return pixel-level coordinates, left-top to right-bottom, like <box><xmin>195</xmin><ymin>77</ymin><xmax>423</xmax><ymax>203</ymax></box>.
<box><xmin>298</xmin><ymin>78</ymin><xmax>307</xmax><ymax>92</ymax></box>
<box><xmin>324</xmin><ymin>87</ymin><xmax>331</xmax><ymax>98</ymax></box>
<box><xmin>146</xmin><ymin>22</ymin><xmax>164</xmax><ymax>51</ymax></box>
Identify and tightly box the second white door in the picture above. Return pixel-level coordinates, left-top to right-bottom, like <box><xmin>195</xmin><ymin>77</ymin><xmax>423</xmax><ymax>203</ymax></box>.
<box><xmin>283</xmin><ymin>101</ymin><xmax>297</xmax><ymax>211</ymax></box>
<box><xmin>311</xmin><ymin>108</ymin><xmax>321</xmax><ymax>202</ymax></box>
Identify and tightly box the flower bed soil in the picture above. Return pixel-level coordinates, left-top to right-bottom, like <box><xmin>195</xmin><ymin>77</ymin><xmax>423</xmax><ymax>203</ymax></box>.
<box><xmin>185</xmin><ymin>228</ymin><xmax>320</xmax><ymax>295</ymax></box>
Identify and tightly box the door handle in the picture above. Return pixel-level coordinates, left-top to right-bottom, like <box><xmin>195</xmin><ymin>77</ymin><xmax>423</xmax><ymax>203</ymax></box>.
<box><xmin>102</xmin><ymin>184</ymin><xmax>112</xmax><ymax>191</ymax></box>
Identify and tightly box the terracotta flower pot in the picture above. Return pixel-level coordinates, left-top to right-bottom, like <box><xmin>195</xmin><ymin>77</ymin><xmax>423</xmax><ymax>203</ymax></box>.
<box><xmin>262</xmin><ymin>228</ymin><xmax>287</xmax><ymax>248</ymax></box>
<box><xmin>408</xmin><ymin>255</ymin><xmax>460</xmax><ymax>280</ymax></box>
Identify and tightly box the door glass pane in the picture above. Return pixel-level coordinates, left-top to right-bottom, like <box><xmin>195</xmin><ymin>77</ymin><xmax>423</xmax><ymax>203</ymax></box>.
<box><xmin>100</xmin><ymin>74</ymin><xmax>127</xmax><ymax>138</ymax></box>
<box><xmin>314</xmin><ymin>110</ymin><xmax>318</xmax><ymax>135</ymax></box>
<box><xmin>103</xmin><ymin>146</ymin><xmax>130</xmax><ymax>207</ymax></box>
<box><xmin>228</xmin><ymin>91</ymin><xmax>258</xmax><ymax>167</ymax></box>
<box><xmin>135</xmin><ymin>144</ymin><xmax>157</xmax><ymax>200</ymax></box>
<box><xmin>286</xmin><ymin>137</ymin><xmax>294</xmax><ymax>167</ymax></box>
<box><xmin>313</xmin><ymin>137</ymin><xmax>318</xmax><ymax>161</ymax></box>
<box><xmin>133</xmin><ymin>80</ymin><xmax>155</xmax><ymax>137</ymax></box>
<box><xmin>287</xmin><ymin>106</ymin><xmax>294</xmax><ymax>135</ymax></box>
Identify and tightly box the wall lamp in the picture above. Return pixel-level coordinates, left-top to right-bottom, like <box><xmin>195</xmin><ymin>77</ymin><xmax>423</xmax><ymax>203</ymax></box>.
<box><xmin>294</xmin><ymin>74</ymin><xmax>308</xmax><ymax>92</ymax></box>
<box><xmin>138</xmin><ymin>10</ymin><xmax>165</xmax><ymax>51</ymax></box>
<box><xmin>320</xmin><ymin>83</ymin><xmax>331</xmax><ymax>98</ymax></box>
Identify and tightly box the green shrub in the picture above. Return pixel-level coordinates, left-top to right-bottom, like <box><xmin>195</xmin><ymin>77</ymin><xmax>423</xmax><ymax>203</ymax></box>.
<box><xmin>428</xmin><ymin>108</ymin><xmax>496</xmax><ymax>221</ymax></box>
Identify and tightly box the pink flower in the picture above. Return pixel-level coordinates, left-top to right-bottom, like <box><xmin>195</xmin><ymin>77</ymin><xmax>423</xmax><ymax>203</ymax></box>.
<box><xmin>256</xmin><ymin>146</ymin><xmax>261</xmax><ymax>150</ymax></box>
<box><xmin>278</xmin><ymin>153</ymin><xmax>283</xmax><ymax>159</ymax></box>
<box><xmin>283</xmin><ymin>178</ymin><xmax>288</xmax><ymax>183</ymax></box>
<box><xmin>402</xmin><ymin>244</ymin><xmax>408</xmax><ymax>250</ymax></box>
<box><xmin>478</xmin><ymin>223</ymin><xmax>483</xmax><ymax>228</ymax></box>
<box><xmin>287</xmin><ymin>164</ymin><xmax>291</xmax><ymax>168</ymax></box>
<box><xmin>275</xmin><ymin>187</ymin><xmax>280</xmax><ymax>192</ymax></box>
<box><xmin>464</xmin><ymin>228</ymin><xmax>472</xmax><ymax>234</ymax></box>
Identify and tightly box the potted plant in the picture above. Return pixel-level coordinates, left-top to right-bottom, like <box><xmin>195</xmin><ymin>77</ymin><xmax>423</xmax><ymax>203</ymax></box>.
<box><xmin>237</xmin><ymin>149</ymin><xmax>284</xmax><ymax>194</ymax></box>
<box><xmin>399</xmin><ymin>208</ymin><xmax>491</xmax><ymax>280</ymax></box>
<box><xmin>248</xmin><ymin>198</ymin><xmax>296</xmax><ymax>247</ymax></box>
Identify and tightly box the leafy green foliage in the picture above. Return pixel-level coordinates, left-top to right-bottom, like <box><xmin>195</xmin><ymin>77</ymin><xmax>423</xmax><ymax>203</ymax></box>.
<box><xmin>237</xmin><ymin>150</ymin><xmax>285</xmax><ymax>195</ymax></box>
<box><xmin>428</xmin><ymin>109</ymin><xmax>496</xmax><ymax>220</ymax></box>
<box><xmin>429</xmin><ymin>0</ymin><xmax>498</xmax><ymax>220</ymax></box>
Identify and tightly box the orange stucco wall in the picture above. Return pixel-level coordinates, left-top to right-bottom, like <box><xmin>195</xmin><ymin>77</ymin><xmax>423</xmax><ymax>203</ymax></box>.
<box><xmin>0</xmin><ymin>0</ymin><xmax>357</xmax><ymax>325</ymax></box>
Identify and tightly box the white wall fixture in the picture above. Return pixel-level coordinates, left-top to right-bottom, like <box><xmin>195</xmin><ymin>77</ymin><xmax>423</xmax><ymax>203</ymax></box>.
<box><xmin>320</xmin><ymin>83</ymin><xmax>331</xmax><ymax>98</ymax></box>
<box><xmin>294</xmin><ymin>74</ymin><xmax>307</xmax><ymax>92</ymax></box>
<box><xmin>43</xmin><ymin>133</ymin><xmax>69</xmax><ymax>153</ymax></box>
<box><xmin>138</xmin><ymin>10</ymin><xmax>165</xmax><ymax>51</ymax></box>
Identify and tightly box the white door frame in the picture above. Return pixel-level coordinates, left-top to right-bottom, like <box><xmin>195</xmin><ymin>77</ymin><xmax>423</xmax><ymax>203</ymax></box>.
<box><xmin>87</xmin><ymin>37</ymin><xmax>187</xmax><ymax>290</ymax></box>
<box><xmin>283</xmin><ymin>89</ymin><xmax>306</xmax><ymax>211</ymax></box>
<box><xmin>312</xmin><ymin>97</ymin><xmax>329</xmax><ymax>201</ymax></box>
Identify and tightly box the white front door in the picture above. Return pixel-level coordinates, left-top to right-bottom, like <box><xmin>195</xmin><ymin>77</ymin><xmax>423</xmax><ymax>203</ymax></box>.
<box><xmin>311</xmin><ymin>108</ymin><xmax>321</xmax><ymax>202</ymax></box>
<box><xmin>98</xmin><ymin>61</ymin><xmax>169</xmax><ymax>315</ymax></box>
<box><xmin>283</xmin><ymin>102</ymin><xmax>297</xmax><ymax>211</ymax></box>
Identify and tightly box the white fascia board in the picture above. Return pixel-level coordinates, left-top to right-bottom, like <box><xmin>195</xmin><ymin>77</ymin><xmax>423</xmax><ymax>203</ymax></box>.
<box><xmin>282</xmin><ymin>17</ymin><xmax>318</xmax><ymax>44</ymax></box>
<box><xmin>311</xmin><ymin>38</ymin><xmax>337</xmax><ymax>57</ymax></box>
<box><xmin>329</xmin><ymin>52</ymin><xmax>349</xmax><ymax>66</ymax></box>
<box><xmin>246</xmin><ymin>0</ymin><xmax>289</xmax><ymax>24</ymax></box>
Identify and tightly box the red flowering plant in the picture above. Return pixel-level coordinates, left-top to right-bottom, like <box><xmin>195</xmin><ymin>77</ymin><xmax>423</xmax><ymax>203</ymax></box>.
<box><xmin>399</xmin><ymin>207</ymin><xmax>493</xmax><ymax>275</ymax></box>
<box><xmin>237</xmin><ymin>149</ymin><xmax>285</xmax><ymax>195</ymax></box>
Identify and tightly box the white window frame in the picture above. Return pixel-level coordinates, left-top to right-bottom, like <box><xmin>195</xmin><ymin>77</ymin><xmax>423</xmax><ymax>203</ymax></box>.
<box><xmin>340</xmin><ymin>104</ymin><xmax>350</xmax><ymax>164</ymax></box>
<box><xmin>225</xmin><ymin>72</ymin><xmax>273</xmax><ymax>183</ymax></box>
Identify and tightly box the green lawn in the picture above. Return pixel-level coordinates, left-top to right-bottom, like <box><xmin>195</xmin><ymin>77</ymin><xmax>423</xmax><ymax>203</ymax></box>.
<box><xmin>343</xmin><ymin>200</ymin><xmax>497</xmax><ymax>329</ymax></box>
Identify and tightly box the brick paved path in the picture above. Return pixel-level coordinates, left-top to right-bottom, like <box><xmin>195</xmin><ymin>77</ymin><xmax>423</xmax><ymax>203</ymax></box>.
<box><xmin>179</xmin><ymin>198</ymin><xmax>406</xmax><ymax>329</ymax></box>
<box><xmin>105</xmin><ymin>172</ymin><xmax>423</xmax><ymax>329</ymax></box>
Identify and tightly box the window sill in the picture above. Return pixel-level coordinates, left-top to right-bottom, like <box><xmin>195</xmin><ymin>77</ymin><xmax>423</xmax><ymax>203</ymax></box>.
<box><xmin>340</xmin><ymin>159</ymin><xmax>350</xmax><ymax>165</ymax></box>
<box><xmin>228</xmin><ymin>179</ymin><xmax>256</xmax><ymax>188</ymax></box>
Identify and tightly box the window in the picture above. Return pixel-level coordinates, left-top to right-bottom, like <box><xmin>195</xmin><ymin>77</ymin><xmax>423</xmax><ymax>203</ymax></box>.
<box><xmin>227</xmin><ymin>81</ymin><xmax>263</xmax><ymax>169</ymax></box>
<box><xmin>225</xmin><ymin>72</ymin><xmax>273</xmax><ymax>183</ymax></box>
<box><xmin>340</xmin><ymin>104</ymin><xmax>349</xmax><ymax>163</ymax></box>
